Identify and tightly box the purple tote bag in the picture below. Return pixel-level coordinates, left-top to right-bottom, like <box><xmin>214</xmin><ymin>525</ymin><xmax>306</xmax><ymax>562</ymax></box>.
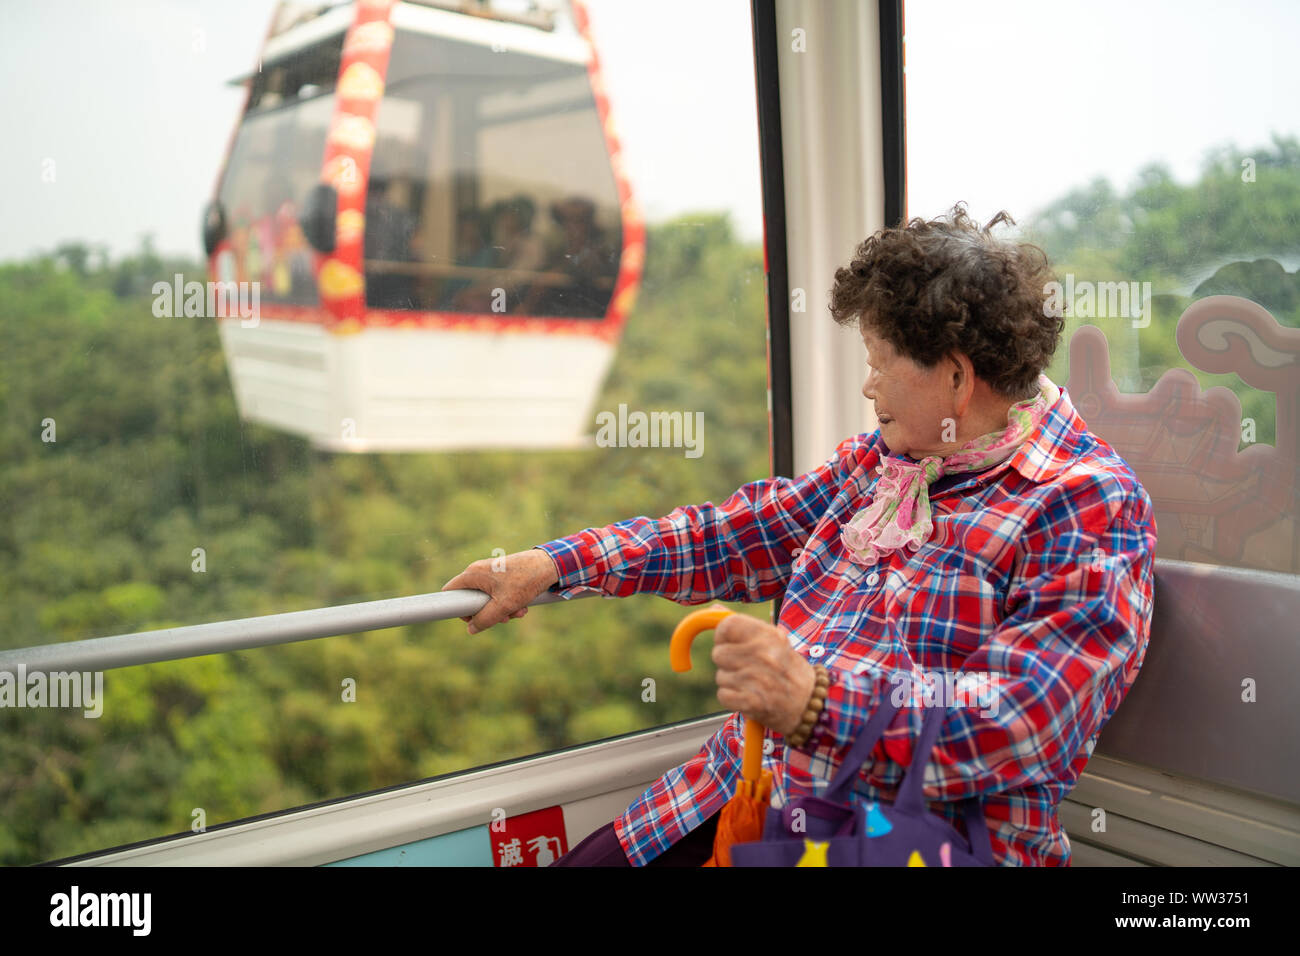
<box><xmin>729</xmin><ymin>699</ymin><xmax>996</xmax><ymax>867</ymax></box>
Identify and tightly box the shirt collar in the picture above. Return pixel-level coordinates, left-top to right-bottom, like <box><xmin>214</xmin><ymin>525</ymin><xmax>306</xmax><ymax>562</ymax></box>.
<box><xmin>1004</xmin><ymin>377</ymin><xmax>1085</xmax><ymax>484</ymax></box>
<box><xmin>882</xmin><ymin>375</ymin><xmax>1084</xmax><ymax>486</ymax></box>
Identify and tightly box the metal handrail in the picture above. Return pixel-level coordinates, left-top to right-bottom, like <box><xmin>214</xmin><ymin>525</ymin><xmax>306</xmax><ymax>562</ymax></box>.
<box><xmin>17</xmin><ymin>557</ymin><xmax>1282</xmax><ymax>677</ymax></box>
<box><xmin>0</xmin><ymin>589</ymin><xmax>596</xmax><ymax>674</ymax></box>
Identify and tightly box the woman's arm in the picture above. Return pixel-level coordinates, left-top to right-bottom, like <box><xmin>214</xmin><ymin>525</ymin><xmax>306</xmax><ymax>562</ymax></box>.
<box><xmin>538</xmin><ymin>434</ymin><xmax>877</xmax><ymax>605</ymax></box>
<box><xmin>795</xmin><ymin>471</ymin><xmax>1157</xmax><ymax>801</ymax></box>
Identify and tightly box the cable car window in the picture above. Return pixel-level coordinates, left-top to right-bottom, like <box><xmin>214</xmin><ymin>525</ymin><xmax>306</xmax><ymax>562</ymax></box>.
<box><xmin>906</xmin><ymin>0</ymin><xmax>1300</xmax><ymax>576</ymax></box>
<box><xmin>0</xmin><ymin>0</ymin><xmax>764</xmax><ymax>864</ymax></box>
<box><xmin>364</xmin><ymin>28</ymin><xmax>621</xmax><ymax>316</ymax></box>
<box><xmin>218</xmin><ymin>34</ymin><xmax>344</xmax><ymax>307</ymax></box>
<box><xmin>247</xmin><ymin>34</ymin><xmax>343</xmax><ymax>113</ymax></box>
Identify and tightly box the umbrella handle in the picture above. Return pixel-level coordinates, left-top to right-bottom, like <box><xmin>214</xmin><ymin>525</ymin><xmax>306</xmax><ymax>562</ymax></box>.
<box><xmin>669</xmin><ymin>607</ymin><xmax>765</xmax><ymax>784</ymax></box>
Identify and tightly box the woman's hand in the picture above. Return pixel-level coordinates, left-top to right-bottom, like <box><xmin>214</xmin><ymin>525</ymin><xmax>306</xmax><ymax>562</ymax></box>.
<box><xmin>711</xmin><ymin>609</ymin><xmax>817</xmax><ymax>736</ymax></box>
<box><xmin>441</xmin><ymin>549</ymin><xmax>560</xmax><ymax>634</ymax></box>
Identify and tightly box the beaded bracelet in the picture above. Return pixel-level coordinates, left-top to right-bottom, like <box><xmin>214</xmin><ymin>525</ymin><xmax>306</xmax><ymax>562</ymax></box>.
<box><xmin>784</xmin><ymin>664</ymin><xmax>830</xmax><ymax>748</ymax></box>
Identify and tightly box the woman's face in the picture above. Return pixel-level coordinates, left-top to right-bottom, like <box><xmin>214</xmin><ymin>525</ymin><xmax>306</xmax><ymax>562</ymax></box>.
<box><xmin>860</xmin><ymin>324</ymin><xmax>958</xmax><ymax>459</ymax></box>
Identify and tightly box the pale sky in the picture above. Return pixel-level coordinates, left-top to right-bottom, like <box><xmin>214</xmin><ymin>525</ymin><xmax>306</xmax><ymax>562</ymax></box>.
<box><xmin>1</xmin><ymin>0</ymin><xmax>1297</xmax><ymax>264</ymax></box>
<box><xmin>905</xmin><ymin>0</ymin><xmax>1300</xmax><ymax>227</ymax></box>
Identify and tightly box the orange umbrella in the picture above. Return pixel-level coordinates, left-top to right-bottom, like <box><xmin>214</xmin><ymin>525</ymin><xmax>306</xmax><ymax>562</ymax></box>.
<box><xmin>670</xmin><ymin>607</ymin><xmax>772</xmax><ymax>867</ymax></box>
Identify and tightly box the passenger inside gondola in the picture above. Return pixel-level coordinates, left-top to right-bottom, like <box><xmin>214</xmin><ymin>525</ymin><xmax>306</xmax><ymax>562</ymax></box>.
<box><xmin>534</xmin><ymin>196</ymin><xmax>619</xmax><ymax>317</ymax></box>
<box><xmin>492</xmin><ymin>195</ymin><xmax>546</xmax><ymax>313</ymax></box>
<box><xmin>437</xmin><ymin>209</ymin><xmax>497</xmax><ymax>310</ymax></box>
<box><xmin>444</xmin><ymin>206</ymin><xmax>1160</xmax><ymax>867</ymax></box>
<box><xmin>446</xmin><ymin>195</ymin><xmax>546</xmax><ymax>313</ymax></box>
<box><xmin>364</xmin><ymin>178</ymin><xmax>419</xmax><ymax>309</ymax></box>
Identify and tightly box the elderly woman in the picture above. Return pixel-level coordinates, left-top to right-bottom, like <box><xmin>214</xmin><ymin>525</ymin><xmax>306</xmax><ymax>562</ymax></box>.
<box><xmin>443</xmin><ymin>207</ymin><xmax>1157</xmax><ymax>866</ymax></box>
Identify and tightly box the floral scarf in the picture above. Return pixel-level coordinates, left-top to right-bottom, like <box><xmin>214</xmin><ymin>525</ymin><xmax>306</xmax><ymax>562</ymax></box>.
<box><xmin>840</xmin><ymin>374</ymin><xmax>1061</xmax><ymax>567</ymax></box>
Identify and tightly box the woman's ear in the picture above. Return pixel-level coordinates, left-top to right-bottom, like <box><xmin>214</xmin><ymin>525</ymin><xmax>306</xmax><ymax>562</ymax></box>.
<box><xmin>948</xmin><ymin>352</ymin><xmax>977</xmax><ymax>415</ymax></box>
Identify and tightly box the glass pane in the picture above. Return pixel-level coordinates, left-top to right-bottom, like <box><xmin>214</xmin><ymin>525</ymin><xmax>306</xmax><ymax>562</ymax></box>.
<box><xmin>364</xmin><ymin>29</ymin><xmax>621</xmax><ymax>316</ymax></box>
<box><xmin>0</xmin><ymin>0</ymin><xmax>764</xmax><ymax>864</ymax></box>
<box><xmin>906</xmin><ymin>0</ymin><xmax>1300</xmax><ymax>575</ymax></box>
<box><xmin>219</xmin><ymin>34</ymin><xmax>342</xmax><ymax>306</ymax></box>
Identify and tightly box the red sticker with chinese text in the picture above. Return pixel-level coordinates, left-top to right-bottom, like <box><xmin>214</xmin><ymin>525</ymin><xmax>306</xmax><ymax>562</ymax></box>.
<box><xmin>492</xmin><ymin>805</ymin><xmax>568</xmax><ymax>867</ymax></box>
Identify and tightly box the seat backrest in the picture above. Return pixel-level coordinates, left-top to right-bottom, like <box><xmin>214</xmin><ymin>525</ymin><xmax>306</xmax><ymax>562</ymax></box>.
<box><xmin>1094</xmin><ymin>558</ymin><xmax>1300</xmax><ymax>805</ymax></box>
<box><xmin>1062</xmin><ymin>558</ymin><xmax>1300</xmax><ymax>865</ymax></box>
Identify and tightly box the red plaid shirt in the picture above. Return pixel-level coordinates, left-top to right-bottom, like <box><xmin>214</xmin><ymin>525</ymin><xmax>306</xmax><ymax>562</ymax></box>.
<box><xmin>539</xmin><ymin>382</ymin><xmax>1157</xmax><ymax>865</ymax></box>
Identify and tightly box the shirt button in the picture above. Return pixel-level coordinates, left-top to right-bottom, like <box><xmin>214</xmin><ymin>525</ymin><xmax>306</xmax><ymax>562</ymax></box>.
<box><xmin>809</xmin><ymin>644</ymin><xmax>825</xmax><ymax>658</ymax></box>
<box><xmin>763</xmin><ymin>738</ymin><xmax>775</xmax><ymax>755</ymax></box>
<box><xmin>866</xmin><ymin>572</ymin><xmax>880</xmax><ymax>586</ymax></box>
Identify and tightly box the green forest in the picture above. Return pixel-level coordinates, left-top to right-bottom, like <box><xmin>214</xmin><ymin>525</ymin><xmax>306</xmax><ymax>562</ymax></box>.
<box><xmin>1</xmin><ymin>136</ymin><xmax>1297</xmax><ymax>864</ymax></box>
<box><xmin>1030</xmin><ymin>134</ymin><xmax>1300</xmax><ymax>445</ymax></box>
